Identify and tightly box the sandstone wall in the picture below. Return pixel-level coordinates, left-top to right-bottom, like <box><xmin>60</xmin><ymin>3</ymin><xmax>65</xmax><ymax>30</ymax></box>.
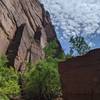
<box><xmin>0</xmin><ymin>0</ymin><xmax>56</xmax><ymax>70</ymax></box>
<box><xmin>59</xmin><ymin>49</ymin><xmax>100</xmax><ymax>100</ymax></box>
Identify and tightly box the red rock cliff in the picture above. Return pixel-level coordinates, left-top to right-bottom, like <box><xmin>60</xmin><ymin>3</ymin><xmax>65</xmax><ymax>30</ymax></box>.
<box><xmin>59</xmin><ymin>49</ymin><xmax>100</xmax><ymax>100</ymax></box>
<box><xmin>0</xmin><ymin>0</ymin><xmax>56</xmax><ymax>70</ymax></box>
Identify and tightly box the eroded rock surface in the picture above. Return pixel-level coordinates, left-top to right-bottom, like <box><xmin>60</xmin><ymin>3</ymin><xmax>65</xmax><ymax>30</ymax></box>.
<box><xmin>0</xmin><ymin>0</ymin><xmax>56</xmax><ymax>70</ymax></box>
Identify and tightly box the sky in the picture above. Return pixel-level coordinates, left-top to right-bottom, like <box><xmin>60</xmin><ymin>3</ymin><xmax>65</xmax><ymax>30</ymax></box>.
<box><xmin>40</xmin><ymin>0</ymin><xmax>100</xmax><ymax>55</ymax></box>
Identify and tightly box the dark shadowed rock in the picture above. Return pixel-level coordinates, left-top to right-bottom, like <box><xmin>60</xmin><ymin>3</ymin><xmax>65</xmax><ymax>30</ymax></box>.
<box><xmin>59</xmin><ymin>48</ymin><xmax>100</xmax><ymax>100</ymax></box>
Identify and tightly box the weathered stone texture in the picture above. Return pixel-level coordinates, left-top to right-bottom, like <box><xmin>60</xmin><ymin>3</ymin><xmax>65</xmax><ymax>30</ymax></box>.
<box><xmin>0</xmin><ymin>0</ymin><xmax>56</xmax><ymax>70</ymax></box>
<box><xmin>59</xmin><ymin>49</ymin><xmax>100</xmax><ymax>100</ymax></box>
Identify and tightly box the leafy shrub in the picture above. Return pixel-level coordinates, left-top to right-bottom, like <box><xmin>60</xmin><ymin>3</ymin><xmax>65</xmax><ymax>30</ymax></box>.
<box><xmin>44</xmin><ymin>39</ymin><xmax>65</xmax><ymax>59</ymax></box>
<box><xmin>44</xmin><ymin>39</ymin><xmax>58</xmax><ymax>57</ymax></box>
<box><xmin>0</xmin><ymin>56</ymin><xmax>20</xmax><ymax>99</ymax></box>
<box><xmin>24</xmin><ymin>57</ymin><xmax>61</xmax><ymax>100</ymax></box>
<box><xmin>22</xmin><ymin>39</ymin><xmax>65</xmax><ymax>100</ymax></box>
<box><xmin>0</xmin><ymin>95</ymin><xmax>9</xmax><ymax>100</ymax></box>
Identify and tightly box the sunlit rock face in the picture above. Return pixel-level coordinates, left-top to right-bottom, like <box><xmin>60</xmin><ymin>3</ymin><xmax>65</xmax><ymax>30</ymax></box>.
<box><xmin>40</xmin><ymin>0</ymin><xmax>100</xmax><ymax>54</ymax></box>
<box><xmin>0</xmin><ymin>0</ymin><xmax>56</xmax><ymax>70</ymax></box>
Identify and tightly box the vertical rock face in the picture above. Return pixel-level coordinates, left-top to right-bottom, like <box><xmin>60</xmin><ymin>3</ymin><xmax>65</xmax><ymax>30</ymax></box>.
<box><xmin>0</xmin><ymin>0</ymin><xmax>56</xmax><ymax>70</ymax></box>
<box><xmin>59</xmin><ymin>49</ymin><xmax>100</xmax><ymax>100</ymax></box>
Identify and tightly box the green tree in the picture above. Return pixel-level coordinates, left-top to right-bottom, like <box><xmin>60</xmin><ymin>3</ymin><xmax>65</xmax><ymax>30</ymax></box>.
<box><xmin>44</xmin><ymin>39</ymin><xmax>65</xmax><ymax>59</ymax></box>
<box><xmin>69</xmin><ymin>36</ymin><xmax>91</xmax><ymax>55</ymax></box>
<box><xmin>23</xmin><ymin>40</ymin><xmax>65</xmax><ymax>100</ymax></box>
<box><xmin>24</xmin><ymin>57</ymin><xmax>61</xmax><ymax>100</ymax></box>
<box><xmin>0</xmin><ymin>56</ymin><xmax>20</xmax><ymax>100</ymax></box>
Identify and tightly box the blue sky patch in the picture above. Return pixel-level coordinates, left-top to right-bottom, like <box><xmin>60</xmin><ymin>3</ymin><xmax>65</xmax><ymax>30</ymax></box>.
<box><xmin>40</xmin><ymin>0</ymin><xmax>100</xmax><ymax>54</ymax></box>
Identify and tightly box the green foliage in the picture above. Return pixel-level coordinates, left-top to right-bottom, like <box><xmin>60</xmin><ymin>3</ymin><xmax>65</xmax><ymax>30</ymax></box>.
<box><xmin>69</xmin><ymin>36</ymin><xmax>91</xmax><ymax>55</ymax></box>
<box><xmin>0</xmin><ymin>95</ymin><xmax>9</xmax><ymax>100</ymax></box>
<box><xmin>44</xmin><ymin>39</ymin><xmax>65</xmax><ymax>59</ymax></box>
<box><xmin>0</xmin><ymin>55</ymin><xmax>8</xmax><ymax>68</ymax></box>
<box><xmin>0</xmin><ymin>56</ymin><xmax>20</xmax><ymax>99</ymax></box>
<box><xmin>44</xmin><ymin>40</ymin><xmax>58</xmax><ymax>57</ymax></box>
<box><xmin>22</xmin><ymin>39</ymin><xmax>66</xmax><ymax>100</ymax></box>
<box><xmin>24</xmin><ymin>57</ymin><xmax>61</xmax><ymax>100</ymax></box>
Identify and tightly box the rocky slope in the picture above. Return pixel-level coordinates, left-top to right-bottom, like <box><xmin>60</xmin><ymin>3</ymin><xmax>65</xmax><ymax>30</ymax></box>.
<box><xmin>0</xmin><ymin>0</ymin><xmax>56</xmax><ymax>71</ymax></box>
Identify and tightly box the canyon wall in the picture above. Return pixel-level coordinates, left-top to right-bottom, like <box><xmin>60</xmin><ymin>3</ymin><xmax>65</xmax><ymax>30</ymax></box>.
<box><xmin>0</xmin><ymin>0</ymin><xmax>56</xmax><ymax>70</ymax></box>
<box><xmin>59</xmin><ymin>49</ymin><xmax>100</xmax><ymax>100</ymax></box>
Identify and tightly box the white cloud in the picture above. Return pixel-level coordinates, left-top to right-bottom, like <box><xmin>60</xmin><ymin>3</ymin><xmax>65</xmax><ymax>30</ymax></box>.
<box><xmin>40</xmin><ymin>0</ymin><xmax>100</xmax><ymax>53</ymax></box>
<box><xmin>40</xmin><ymin>0</ymin><xmax>100</xmax><ymax>35</ymax></box>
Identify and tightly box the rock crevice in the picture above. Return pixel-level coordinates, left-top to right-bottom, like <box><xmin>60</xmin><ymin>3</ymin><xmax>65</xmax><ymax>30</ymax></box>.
<box><xmin>6</xmin><ymin>23</ymin><xmax>26</xmax><ymax>67</ymax></box>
